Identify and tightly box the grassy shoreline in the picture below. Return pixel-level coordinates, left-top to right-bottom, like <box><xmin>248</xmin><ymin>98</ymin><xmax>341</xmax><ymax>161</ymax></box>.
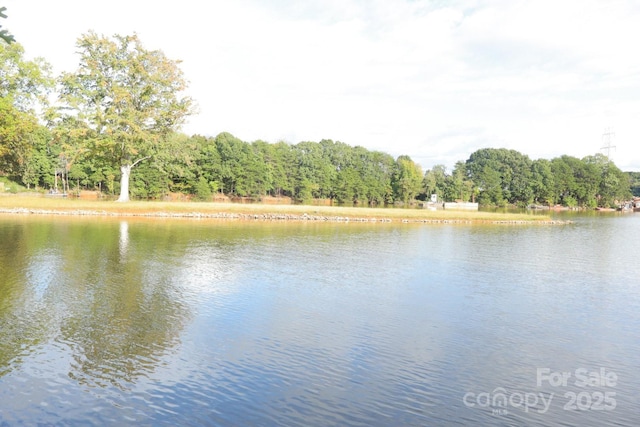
<box><xmin>0</xmin><ymin>195</ymin><xmax>568</xmax><ymax>224</ymax></box>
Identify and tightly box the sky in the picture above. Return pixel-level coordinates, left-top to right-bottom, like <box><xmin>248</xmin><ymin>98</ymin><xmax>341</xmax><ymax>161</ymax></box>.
<box><xmin>5</xmin><ymin>0</ymin><xmax>640</xmax><ymax>171</ymax></box>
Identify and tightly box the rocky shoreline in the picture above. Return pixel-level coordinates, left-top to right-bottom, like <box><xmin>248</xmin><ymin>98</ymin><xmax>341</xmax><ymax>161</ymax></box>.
<box><xmin>0</xmin><ymin>207</ymin><xmax>571</xmax><ymax>225</ymax></box>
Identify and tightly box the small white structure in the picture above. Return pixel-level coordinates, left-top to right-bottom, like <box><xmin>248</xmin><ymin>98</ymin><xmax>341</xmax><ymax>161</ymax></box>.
<box><xmin>444</xmin><ymin>202</ymin><xmax>479</xmax><ymax>211</ymax></box>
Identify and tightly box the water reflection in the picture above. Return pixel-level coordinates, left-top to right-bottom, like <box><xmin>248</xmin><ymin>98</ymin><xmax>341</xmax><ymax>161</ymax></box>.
<box><xmin>0</xmin><ymin>218</ymin><xmax>189</xmax><ymax>391</ymax></box>
<box><xmin>119</xmin><ymin>220</ymin><xmax>129</xmax><ymax>260</ymax></box>
<box><xmin>0</xmin><ymin>221</ymin><xmax>53</xmax><ymax>377</ymax></box>
<box><xmin>0</xmin><ymin>216</ymin><xmax>639</xmax><ymax>426</ymax></box>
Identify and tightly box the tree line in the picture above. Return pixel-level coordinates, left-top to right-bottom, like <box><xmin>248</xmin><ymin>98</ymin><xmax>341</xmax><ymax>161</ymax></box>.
<box><xmin>0</xmin><ymin>32</ymin><xmax>634</xmax><ymax>207</ymax></box>
<box><xmin>424</xmin><ymin>148</ymin><xmax>631</xmax><ymax>208</ymax></box>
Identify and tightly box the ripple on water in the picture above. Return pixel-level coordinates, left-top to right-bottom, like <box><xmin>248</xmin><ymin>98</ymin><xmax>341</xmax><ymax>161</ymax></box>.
<box><xmin>1</xmin><ymin>218</ymin><xmax>639</xmax><ymax>426</ymax></box>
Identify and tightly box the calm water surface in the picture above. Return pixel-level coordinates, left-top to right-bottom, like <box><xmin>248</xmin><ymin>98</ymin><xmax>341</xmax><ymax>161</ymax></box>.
<box><xmin>0</xmin><ymin>213</ymin><xmax>639</xmax><ymax>426</ymax></box>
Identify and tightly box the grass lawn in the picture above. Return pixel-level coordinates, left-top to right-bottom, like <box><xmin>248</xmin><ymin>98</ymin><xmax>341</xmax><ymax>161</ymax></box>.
<box><xmin>0</xmin><ymin>195</ymin><xmax>555</xmax><ymax>223</ymax></box>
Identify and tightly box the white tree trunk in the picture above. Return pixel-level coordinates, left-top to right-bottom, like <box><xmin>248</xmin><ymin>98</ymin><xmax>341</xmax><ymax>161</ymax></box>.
<box><xmin>116</xmin><ymin>164</ymin><xmax>132</xmax><ymax>202</ymax></box>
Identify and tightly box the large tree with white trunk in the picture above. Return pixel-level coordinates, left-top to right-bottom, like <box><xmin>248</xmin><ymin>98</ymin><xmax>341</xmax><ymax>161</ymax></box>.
<box><xmin>58</xmin><ymin>32</ymin><xmax>193</xmax><ymax>201</ymax></box>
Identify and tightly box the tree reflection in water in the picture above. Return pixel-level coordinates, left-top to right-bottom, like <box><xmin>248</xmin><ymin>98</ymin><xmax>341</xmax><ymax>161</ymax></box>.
<box><xmin>0</xmin><ymin>218</ymin><xmax>189</xmax><ymax>390</ymax></box>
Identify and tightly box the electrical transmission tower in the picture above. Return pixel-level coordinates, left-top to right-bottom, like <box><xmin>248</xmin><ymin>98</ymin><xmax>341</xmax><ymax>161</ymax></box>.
<box><xmin>601</xmin><ymin>127</ymin><xmax>616</xmax><ymax>159</ymax></box>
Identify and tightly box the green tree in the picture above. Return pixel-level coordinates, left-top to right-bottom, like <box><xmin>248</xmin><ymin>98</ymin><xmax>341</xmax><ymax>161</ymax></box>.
<box><xmin>361</xmin><ymin>150</ymin><xmax>395</xmax><ymax>205</ymax></box>
<box><xmin>550</xmin><ymin>156</ymin><xmax>578</xmax><ymax>206</ymax></box>
<box><xmin>448</xmin><ymin>161</ymin><xmax>473</xmax><ymax>202</ymax></box>
<box><xmin>392</xmin><ymin>155</ymin><xmax>423</xmax><ymax>204</ymax></box>
<box><xmin>269</xmin><ymin>141</ymin><xmax>295</xmax><ymax>197</ymax></box>
<box><xmin>0</xmin><ymin>97</ymin><xmax>38</xmax><ymax>176</ymax></box>
<box><xmin>194</xmin><ymin>176</ymin><xmax>212</xmax><ymax>201</ymax></box>
<box><xmin>466</xmin><ymin>148</ymin><xmax>533</xmax><ymax>206</ymax></box>
<box><xmin>466</xmin><ymin>150</ymin><xmax>503</xmax><ymax>205</ymax></box>
<box><xmin>334</xmin><ymin>167</ymin><xmax>360</xmax><ymax>204</ymax></box>
<box><xmin>549</xmin><ymin>155</ymin><xmax>597</xmax><ymax>207</ymax></box>
<box><xmin>0</xmin><ymin>42</ymin><xmax>52</xmax><ymax>111</ymax></box>
<box><xmin>575</xmin><ymin>159</ymin><xmax>599</xmax><ymax>207</ymax></box>
<box><xmin>478</xmin><ymin>164</ymin><xmax>504</xmax><ymax>205</ymax></box>
<box><xmin>192</xmin><ymin>135</ymin><xmax>222</xmax><ymax>194</ymax></box>
<box><xmin>215</xmin><ymin>132</ymin><xmax>248</xmax><ymax>196</ymax></box>
<box><xmin>583</xmin><ymin>153</ymin><xmax>631</xmax><ymax>207</ymax></box>
<box><xmin>0</xmin><ymin>42</ymin><xmax>53</xmax><ymax>177</ymax></box>
<box><xmin>246</xmin><ymin>140</ymin><xmax>273</xmax><ymax>197</ymax></box>
<box><xmin>19</xmin><ymin>126</ymin><xmax>54</xmax><ymax>189</ymax></box>
<box><xmin>422</xmin><ymin>164</ymin><xmax>447</xmax><ymax>201</ymax></box>
<box><xmin>531</xmin><ymin>158</ymin><xmax>555</xmax><ymax>206</ymax></box>
<box><xmin>126</xmin><ymin>161</ymin><xmax>167</xmax><ymax>198</ymax></box>
<box><xmin>628</xmin><ymin>172</ymin><xmax>640</xmax><ymax>197</ymax></box>
<box><xmin>57</xmin><ymin>32</ymin><xmax>194</xmax><ymax>202</ymax></box>
<box><xmin>0</xmin><ymin>6</ymin><xmax>15</xmax><ymax>44</ymax></box>
<box><xmin>293</xmin><ymin>141</ymin><xmax>325</xmax><ymax>201</ymax></box>
<box><xmin>158</xmin><ymin>132</ymin><xmax>198</xmax><ymax>195</ymax></box>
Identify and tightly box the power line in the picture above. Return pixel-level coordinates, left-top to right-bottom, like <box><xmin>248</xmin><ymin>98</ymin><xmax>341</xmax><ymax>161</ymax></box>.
<box><xmin>601</xmin><ymin>127</ymin><xmax>616</xmax><ymax>159</ymax></box>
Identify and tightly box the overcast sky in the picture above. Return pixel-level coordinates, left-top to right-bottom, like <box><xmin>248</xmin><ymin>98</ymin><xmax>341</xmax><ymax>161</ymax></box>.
<box><xmin>5</xmin><ymin>0</ymin><xmax>640</xmax><ymax>171</ymax></box>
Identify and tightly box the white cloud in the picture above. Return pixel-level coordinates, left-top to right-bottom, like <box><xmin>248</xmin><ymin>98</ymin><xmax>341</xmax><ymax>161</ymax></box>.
<box><xmin>5</xmin><ymin>0</ymin><xmax>640</xmax><ymax>170</ymax></box>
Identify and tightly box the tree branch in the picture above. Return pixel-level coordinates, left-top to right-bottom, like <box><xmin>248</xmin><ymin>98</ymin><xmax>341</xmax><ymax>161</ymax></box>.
<box><xmin>0</xmin><ymin>7</ymin><xmax>15</xmax><ymax>44</ymax></box>
<box><xmin>131</xmin><ymin>156</ymin><xmax>151</xmax><ymax>168</ymax></box>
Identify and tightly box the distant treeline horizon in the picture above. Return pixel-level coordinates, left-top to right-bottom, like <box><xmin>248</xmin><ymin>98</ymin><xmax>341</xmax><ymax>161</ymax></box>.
<box><xmin>3</xmin><ymin>128</ymin><xmax>637</xmax><ymax>208</ymax></box>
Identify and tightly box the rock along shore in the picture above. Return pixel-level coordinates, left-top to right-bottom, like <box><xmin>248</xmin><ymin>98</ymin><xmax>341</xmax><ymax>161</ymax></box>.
<box><xmin>0</xmin><ymin>208</ymin><xmax>571</xmax><ymax>225</ymax></box>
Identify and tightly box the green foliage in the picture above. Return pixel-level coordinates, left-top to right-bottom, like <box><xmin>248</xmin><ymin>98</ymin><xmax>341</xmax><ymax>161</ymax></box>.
<box><xmin>0</xmin><ymin>97</ymin><xmax>37</xmax><ymax>175</ymax></box>
<box><xmin>20</xmin><ymin>126</ymin><xmax>55</xmax><ymax>189</ymax></box>
<box><xmin>13</xmin><ymin>118</ymin><xmax>633</xmax><ymax>208</ymax></box>
<box><xmin>361</xmin><ymin>150</ymin><xmax>395</xmax><ymax>205</ymax></box>
<box><xmin>0</xmin><ymin>42</ymin><xmax>53</xmax><ymax>179</ymax></box>
<box><xmin>462</xmin><ymin>148</ymin><xmax>632</xmax><ymax>208</ymax></box>
<box><xmin>130</xmin><ymin>162</ymin><xmax>168</xmax><ymax>199</ymax></box>
<box><xmin>628</xmin><ymin>172</ymin><xmax>640</xmax><ymax>197</ymax></box>
<box><xmin>0</xmin><ymin>176</ymin><xmax>26</xmax><ymax>193</ymax></box>
<box><xmin>0</xmin><ymin>101</ymin><xmax>58</xmax><ymax>189</ymax></box>
<box><xmin>0</xmin><ymin>7</ymin><xmax>15</xmax><ymax>44</ymax></box>
<box><xmin>194</xmin><ymin>177</ymin><xmax>212</xmax><ymax>201</ymax></box>
<box><xmin>393</xmin><ymin>155</ymin><xmax>423</xmax><ymax>204</ymax></box>
<box><xmin>466</xmin><ymin>148</ymin><xmax>533</xmax><ymax>206</ymax></box>
<box><xmin>269</xmin><ymin>141</ymin><xmax>295</xmax><ymax>197</ymax></box>
<box><xmin>422</xmin><ymin>161</ymin><xmax>475</xmax><ymax>203</ymax></box>
<box><xmin>216</xmin><ymin>132</ymin><xmax>250</xmax><ymax>196</ymax></box>
<box><xmin>450</xmin><ymin>161</ymin><xmax>474</xmax><ymax>202</ymax></box>
<box><xmin>422</xmin><ymin>164</ymin><xmax>447</xmax><ymax>201</ymax></box>
<box><xmin>294</xmin><ymin>140</ymin><xmax>332</xmax><ymax>200</ymax></box>
<box><xmin>530</xmin><ymin>159</ymin><xmax>555</xmax><ymax>205</ymax></box>
<box><xmin>56</xmin><ymin>32</ymin><xmax>194</xmax><ymax>201</ymax></box>
<box><xmin>0</xmin><ymin>42</ymin><xmax>53</xmax><ymax>112</ymax></box>
<box><xmin>583</xmin><ymin>154</ymin><xmax>631</xmax><ymax>207</ymax></box>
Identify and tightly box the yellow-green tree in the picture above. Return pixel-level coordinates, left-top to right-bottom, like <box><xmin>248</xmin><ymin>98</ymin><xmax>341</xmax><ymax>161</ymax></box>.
<box><xmin>57</xmin><ymin>32</ymin><xmax>194</xmax><ymax>202</ymax></box>
<box><xmin>0</xmin><ymin>41</ymin><xmax>53</xmax><ymax>177</ymax></box>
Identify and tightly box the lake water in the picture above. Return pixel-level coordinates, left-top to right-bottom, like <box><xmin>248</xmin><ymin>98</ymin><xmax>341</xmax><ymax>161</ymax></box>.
<box><xmin>0</xmin><ymin>213</ymin><xmax>638</xmax><ymax>426</ymax></box>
